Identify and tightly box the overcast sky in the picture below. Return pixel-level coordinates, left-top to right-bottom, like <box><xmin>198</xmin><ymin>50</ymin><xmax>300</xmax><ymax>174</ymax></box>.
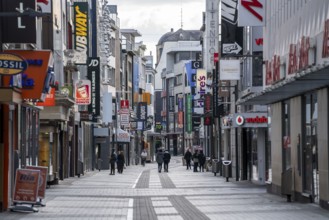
<box><xmin>108</xmin><ymin>0</ymin><xmax>205</xmax><ymax>57</ymax></box>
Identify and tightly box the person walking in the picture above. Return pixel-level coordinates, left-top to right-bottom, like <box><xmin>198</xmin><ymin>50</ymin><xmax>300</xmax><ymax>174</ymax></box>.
<box><xmin>109</xmin><ymin>149</ymin><xmax>117</xmax><ymax>175</ymax></box>
<box><xmin>97</xmin><ymin>157</ymin><xmax>103</xmax><ymax>171</ymax></box>
<box><xmin>192</xmin><ymin>150</ymin><xmax>199</xmax><ymax>172</ymax></box>
<box><xmin>184</xmin><ymin>148</ymin><xmax>192</xmax><ymax>170</ymax></box>
<box><xmin>117</xmin><ymin>151</ymin><xmax>125</xmax><ymax>174</ymax></box>
<box><xmin>163</xmin><ymin>150</ymin><xmax>171</xmax><ymax>172</ymax></box>
<box><xmin>156</xmin><ymin>148</ymin><xmax>164</xmax><ymax>173</ymax></box>
<box><xmin>198</xmin><ymin>150</ymin><xmax>206</xmax><ymax>172</ymax></box>
<box><xmin>141</xmin><ymin>149</ymin><xmax>147</xmax><ymax>166</ymax></box>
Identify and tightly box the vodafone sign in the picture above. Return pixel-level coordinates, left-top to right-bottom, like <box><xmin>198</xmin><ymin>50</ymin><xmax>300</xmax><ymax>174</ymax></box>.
<box><xmin>233</xmin><ymin>113</ymin><xmax>268</xmax><ymax>128</ymax></box>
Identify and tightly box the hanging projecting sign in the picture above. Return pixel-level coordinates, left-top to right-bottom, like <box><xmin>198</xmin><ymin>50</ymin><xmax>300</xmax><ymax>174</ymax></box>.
<box><xmin>238</xmin><ymin>0</ymin><xmax>265</xmax><ymax>27</ymax></box>
<box><xmin>2</xmin><ymin>0</ymin><xmax>37</xmax><ymax>44</ymax></box>
<box><xmin>221</xmin><ymin>0</ymin><xmax>244</xmax><ymax>55</ymax></box>
<box><xmin>220</xmin><ymin>60</ymin><xmax>240</xmax><ymax>80</ymax></box>
<box><xmin>75</xmin><ymin>80</ymin><xmax>91</xmax><ymax>105</ymax></box>
<box><xmin>0</xmin><ymin>53</ymin><xmax>28</xmax><ymax>75</ymax></box>
<box><xmin>87</xmin><ymin>57</ymin><xmax>100</xmax><ymax>121</ymax></box>
<box><xmin>73</xmin><ymin>2</ymin><xmax>88</xmax><ymax>64</ymax></box>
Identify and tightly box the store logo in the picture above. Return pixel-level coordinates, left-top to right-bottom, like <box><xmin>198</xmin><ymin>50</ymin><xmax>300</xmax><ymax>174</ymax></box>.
<box><xmin>236</xmin><ymin>115</ymin><xmax>244</xmax><ymax>126</ymax></box>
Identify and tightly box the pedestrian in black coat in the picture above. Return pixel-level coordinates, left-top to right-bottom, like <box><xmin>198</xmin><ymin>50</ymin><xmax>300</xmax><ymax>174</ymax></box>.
<box><xmin>109</xmin><ymin>149</ymin><xmax>117</xmax><ymax>175</ymax></box>
<box><xmin>184</xmin><ymin>149</ymin><xmax>192</xmax><ymax>170</ymax></box>
<box><xmin>116</xmin><ymin>151</ymin><xmax>125</xmax><ymax>174</ymax></box>
<box><xmin>192</xmin><ymin>150</ymin><xmax>199</xmax><ymax>172</ymax></box>
<box><xmin>163</xmin><ymin>150</ymin><xmax>171</xmax><ymax>172</ymax></box>
<box><xmin>198</xmin><ymin>150</ymin><xmax>206</xmax><ymax>172</ymax></box>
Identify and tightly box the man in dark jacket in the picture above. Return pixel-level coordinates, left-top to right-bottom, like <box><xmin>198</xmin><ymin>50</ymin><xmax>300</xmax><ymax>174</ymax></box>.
<box><xmin>156</xmin><ymin>148</ymin><xmax>164</xmax><ymax>173</ymax></box>
<box><xmin>109</xmin><ymin>149</ymin><xmax>117</xmax><ymax>175</ymax></box>
<box><xmin>163</xmin><ymin>150</ymin><xmax>171</xmax><ymax>172</ymax></box>
<box><xmin>184</xmin><ymin>148</ymin><xmax>192</xmax><ymax>170</ymax></box>
<box><xmin>198</xmin><ymin>150</ymin><xmax>206</xmax><ymax>172</ymax></box>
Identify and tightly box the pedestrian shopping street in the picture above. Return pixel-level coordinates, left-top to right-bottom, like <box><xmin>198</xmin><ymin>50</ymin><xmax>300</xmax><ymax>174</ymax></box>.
<box><xmin>1</xmin><ymin>157</ymin><xmax>329</xmax><ymax>220</ymax></box>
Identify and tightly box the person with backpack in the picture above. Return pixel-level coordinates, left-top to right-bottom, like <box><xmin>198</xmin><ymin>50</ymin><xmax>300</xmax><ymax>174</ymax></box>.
<box><xmin>163</xmin><ymin>150</ymin><xmax>171</xmax><ymax>172</ymax></box>
<box><xmin>141</xmin><ymin>149</ymin><xmax>147</xmax><ymax>166</ymax></box>
<box><xmin>109</xmin><ymin>149</ymin><xmax>117</xmax><ymax>175</ymax></box>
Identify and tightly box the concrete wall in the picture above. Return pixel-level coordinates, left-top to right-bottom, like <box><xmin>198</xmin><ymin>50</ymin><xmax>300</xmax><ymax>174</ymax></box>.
<box><xmin>270</xmin><ymin>102</ymin><xmax>282</xmax><ymax>192</ymax></box>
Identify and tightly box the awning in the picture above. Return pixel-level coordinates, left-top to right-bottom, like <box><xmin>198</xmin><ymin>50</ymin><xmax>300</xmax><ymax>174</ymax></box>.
<box><xmin>237</xmin><ymin>63</ymin><xmax>329</xmax><ymax>105</ymax></box>
<box><xmin>0</xmin><ymin>87</ymin><xmax>22</xmax><ymax>104</ymax></box>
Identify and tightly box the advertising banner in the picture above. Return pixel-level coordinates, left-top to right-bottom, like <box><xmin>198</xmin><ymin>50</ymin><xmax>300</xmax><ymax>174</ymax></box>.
<box><xmin>205</xmin><ymin>0</ymin><xmax>219</xmax><ymax>72</ymax></box>
<box><xmin>137</xmin><ymin>102</ymin><xmax>147</xmax><ymax>122</ymax></box>
<box><xmin>26</xmin><ymin>166</ymin><xmax>48</xmax><ymax>199</ymax></box>
<box><xmin>220</xmin><ymin>60</ymin><xmax>240</xmax><ymax>80</ymax></box>
<box><xmin>13</xmin><ymin>169</ymin><xmax>40</xmax><ymax>204</ymax></box>
<box><xmin>36</xmin><ymin>87</ymin><xmax>55</xmax><ymax>107</ymax></box>
<box><xmin>75</xmin><ymin>80</ymin><xmax>91</xmax><ymax>105</ymax></box>
<box><xmin>221</xmin><ymin>0</ymin><xmax>243</xmax><ymax>55</ymax></box>
<box><xmin>117</xmin><ymin>128</ymin><xmax>130</xmax><ymax>142</ymax></box>
<box><xmin>186</xmin><ymin>95</ymin><xmax>192</xmax><ymax>133</ymax></box>
<box><xmin>238</xmin><ymin>0</ymin><xmax>265</xmax><ymax>27</ymax></box>
<box><xmin>178</xmin><ymin>111</ymin><xmax>184</xmax><ymax>129</ymax></box>
<box><xmin>2</xmin><ymin>0</ymin><xmax>36</xmax><ymax>44</ymax></box>
<box><xmin>87</xmin><ymin>57</ymin><xmax>100</xmax><ymax>120</ymax></box>
<box><xmin>73</xmin><ymin>2</ymin><xmax>88</xmax><ymax>64</ymax></box>
<box><xmin>194</xmin><ymin>69</ymin><xmax>206</xmax><ymax>114</ymax></box>
<box><xmin>3</xmin><ymin>50</ymin><xmax>53</xmax><ymax>102</ymax></box>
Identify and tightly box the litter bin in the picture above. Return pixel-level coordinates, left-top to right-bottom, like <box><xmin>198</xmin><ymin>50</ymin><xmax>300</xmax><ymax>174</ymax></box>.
<box><xmin>212</xmin><ymin>159</ymin><xmax>221</xmax><ymax>176</ymax></box>
<box><xmin>222</xmin><ymin>160</ymin><xmax>232</xmax><ymax>181</ymax></box>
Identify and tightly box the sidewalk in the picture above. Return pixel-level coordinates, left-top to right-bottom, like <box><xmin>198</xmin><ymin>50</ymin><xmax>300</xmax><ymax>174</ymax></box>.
<box><xmin>1</xmin><ymin>156</ymin><xmax>329</xmax><ymax>219</ymax></box>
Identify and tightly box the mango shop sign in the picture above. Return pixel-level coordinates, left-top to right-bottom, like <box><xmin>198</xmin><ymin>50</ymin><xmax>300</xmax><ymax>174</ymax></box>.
<box><xmin>0</xmin><ymin>53</ymin><xmax>27</xmax><ymax>75</ymax></box>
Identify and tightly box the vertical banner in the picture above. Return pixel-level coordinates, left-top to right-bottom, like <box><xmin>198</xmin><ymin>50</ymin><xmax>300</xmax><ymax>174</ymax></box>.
<box><xmin>186</xmin><ymin>95</ymin><xmax>192</xmax><ymax>133</ymax></box>
<box><xmin>195</xmin><ymin>69</ymin><xmax>206</xmax><ymax>114</ymax></box>
<box><xmin>13</xmin><ymin>169</ymin><xmax>40</xmax><ymax>204</ymax></box>
<box><xmin>221</xmin><ymin>0</ymin><xmax>243</xmax><ymax>55</ymax></box>
<box><xmin>213</xmin><ymin>55</ymin><xmax>219</xmax><ymax>118</ymax></box>
<box><xmin>204</xmin><ymin>94</ymin><xmax>213</xmax><ymax>126</ymax></box>
<box><xmin>137</xmin><ymin>102</ymin><xmax>147</xmax><ymax>122</ymax></box>
<box><xmin>178</xmin><ymin>92</ymin><xmax>184</xmax><ymax>130</ymax></box>
<box><xmin>205</xmin><ymin>0</ymin><xmax>219</xmax><ymax>72</ymax></box>
<box><xmin>2</xmin><ymin>0</ymin><xmax>37</xmax><ymax>44</ymax></box>
<box><xmin>74</xmin><ymin>2</ymin><xmax>88</xmax><ymax>64</ymax></box>
<box><xmin>102</xmin><ymin>92</ymin><xmax>113</xmax><ymax>123</ymax></box>
<box><xmin>87</xmin><ymin>57</ymin><xmax>100</xmax><ymax>121</ymax></box>
<box><xmin>75</xmin><ymin>79</ymin><xmax>91</xmax><ymax>105</ymax></box>
<box><xmin>133</xmin><ymin>56</ymin><xmax>139</xmax><ymax>104</ymax></box>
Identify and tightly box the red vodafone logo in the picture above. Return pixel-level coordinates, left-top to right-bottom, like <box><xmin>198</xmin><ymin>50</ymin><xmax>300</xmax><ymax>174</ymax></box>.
<box><xmin>236</xmin><ymin>115</ymin><xmax>244</xmax><ymax>126</ymax></box>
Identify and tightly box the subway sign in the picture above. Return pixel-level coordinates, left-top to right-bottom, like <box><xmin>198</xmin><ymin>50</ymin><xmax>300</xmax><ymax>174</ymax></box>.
<box><xmin>0</xmin><ymin>53</ymin><xmax>27</xmax><ymax>75</ymax></box>
<box><xmin>233</xmin><ymin>113</ymin><xmax>268</xmax><ymax>128</ymax></box>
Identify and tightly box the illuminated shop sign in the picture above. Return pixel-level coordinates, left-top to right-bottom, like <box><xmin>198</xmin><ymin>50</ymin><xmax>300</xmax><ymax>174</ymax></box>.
<box><xmin>233</xmin><ymin>113</ymin><xmax>268</xmax><ymax>128</ymax></box>
<box><xmin>0</xmin><ymin>53</ymin><xmax>28</xmax><ymax>75</ymax></box>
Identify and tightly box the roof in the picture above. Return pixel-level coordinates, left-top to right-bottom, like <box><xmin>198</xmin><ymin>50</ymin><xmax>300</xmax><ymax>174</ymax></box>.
<box><xmin>157</xmin><ymin>28</ymin><xmax>202</xmax><ymax>45</ymax></box>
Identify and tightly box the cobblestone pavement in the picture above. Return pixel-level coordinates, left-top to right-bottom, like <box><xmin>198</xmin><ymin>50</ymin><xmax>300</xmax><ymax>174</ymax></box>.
<box><xmin>1</xmin><ymin>157</ymin><xmax>329</xmax><ymax>220</ymax></box>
